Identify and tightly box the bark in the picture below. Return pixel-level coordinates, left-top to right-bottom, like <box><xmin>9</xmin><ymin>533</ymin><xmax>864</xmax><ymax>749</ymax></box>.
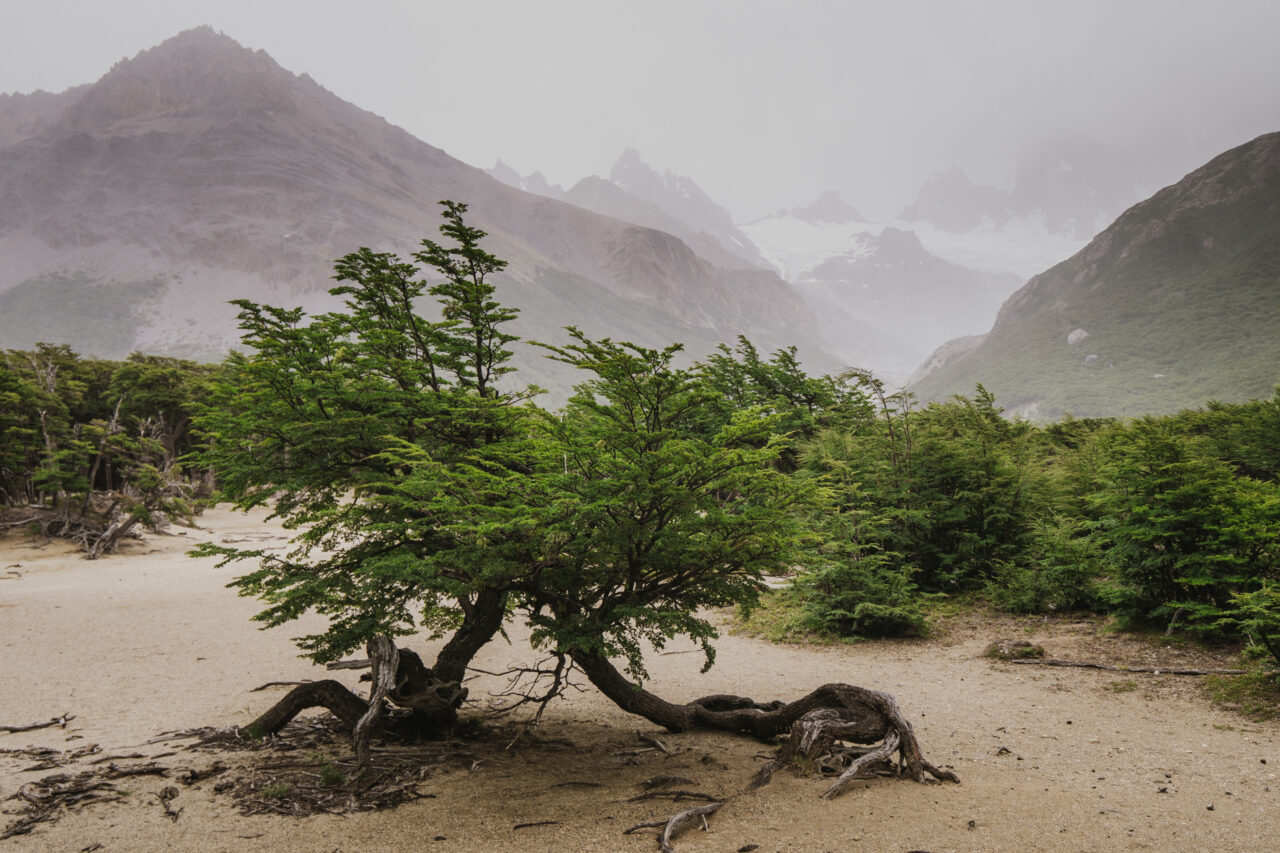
<box><xmin>246</xmin><ymin>645</ymin><xmax>468</xmax><ymax>746</ymax></box>
<box><xmin>432</xmin><ymin>587</ymin><xmax>507</xmax><ymax>685</ymax></box>
<box><xmin>248</xmin><ymin>680</ymin><xmax>368</xmax><ymax>735</ymax></box>
<box><xmin>354</xmin><ymin>636</ymin><xmax>398</xmax><ymax>766</ymax></box>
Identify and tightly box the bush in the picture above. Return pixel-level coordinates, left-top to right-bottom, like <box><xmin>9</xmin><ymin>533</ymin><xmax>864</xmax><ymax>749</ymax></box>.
<box><xmin>987</xmin><ymin>517</ymin><xmax>1101</xmax><ymax>613</ymax></box>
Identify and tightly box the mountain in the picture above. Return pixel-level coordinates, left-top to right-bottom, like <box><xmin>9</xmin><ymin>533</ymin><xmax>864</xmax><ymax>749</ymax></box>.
<box><xmin>792</xmin><ymin>227</ymin><xmax>1021</xmax><ymax>380</ymax></box>
<box><xmin>0</xmin><ymin>27</ymin><xmax>831</xmax><ymax>394</ymax></box>
<box><xmin>790</xmin><ymin>190</ymin><xmax>863</xmax><ymax>224</ymax></box>
<box><xmin>487</xmin><ymin>159</ymin><xmax>565</xmax><ymax>199</ymax></box>
<box><xmin>607</xmin><ymin>149</ymin><xmax>767</xmax><ymax>269</ymax></box>
<box><xmin>900</xmin><ymin>165</ymin><xmax>1014</xmax><ymax>232</ymax></box>
<box><xmin>899</xmin><ymin>138</ymin><xmax>1214</xmax><ymax>242</ymax></box>
<box><xmin>910</xmin><ymin>132</ymin><xmax>1280</xmax><ymax>419</ymax></box>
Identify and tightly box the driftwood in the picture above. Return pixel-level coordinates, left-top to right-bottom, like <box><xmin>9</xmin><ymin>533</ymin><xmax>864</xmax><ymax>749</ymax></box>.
<box><xmin>0</xmin><ymin>713</ymin><xmax>75</xmax><ymax>734</ymax></box>
<box><xmin>1005</xmin><ymin>658</ymin><xmax>1248</xmax><ymax>676</ymax></box>
<box><xmin>572</xmin><ymin>650</ymin><xmax>955</xmax><ymax>786</ymax></box>
<box><xmin>625</xmin><ymin>801</ymin><xmax>725</xmax><ymax>853</ymax></box>
<box><xmin>1</xmin><ymin>759</ymin><xmax>171</xmax><ymax>840</ymax></box>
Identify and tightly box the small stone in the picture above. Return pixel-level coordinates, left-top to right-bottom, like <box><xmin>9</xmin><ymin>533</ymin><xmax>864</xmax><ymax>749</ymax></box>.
<box><xmin>1207</xmin><ymin>804</ymin><xmax>1215</xmax><ymax>811</ymax></box>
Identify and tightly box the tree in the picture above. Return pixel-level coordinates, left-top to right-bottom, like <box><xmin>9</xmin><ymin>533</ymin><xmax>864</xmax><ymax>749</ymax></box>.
<box><xmin>199</xmin><ymin>203</ymin><xmax>956</xmax><ymax>809</ymax></box>
<box><xmin>0</xmin><ymin>346</ymin><xmax>208</xmax><ymax>554</ymax></box>
<box><xmin>194</xmin><ymin>202</ymin><xmax>533</xmax><ymax>747</ymax></box>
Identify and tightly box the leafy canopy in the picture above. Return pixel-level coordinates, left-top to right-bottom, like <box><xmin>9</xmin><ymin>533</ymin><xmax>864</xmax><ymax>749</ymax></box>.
<box><xmin>194</xmin><ymin>203</ymin><xmax>812</xmax><ymax>680</ymax></box>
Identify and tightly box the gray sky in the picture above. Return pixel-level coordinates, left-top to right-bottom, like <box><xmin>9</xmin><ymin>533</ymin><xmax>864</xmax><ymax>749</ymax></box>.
<box><xmin>4</xmin><ymin>0</ymin><xmax>1279</xmax><ymax>220</ymax></box>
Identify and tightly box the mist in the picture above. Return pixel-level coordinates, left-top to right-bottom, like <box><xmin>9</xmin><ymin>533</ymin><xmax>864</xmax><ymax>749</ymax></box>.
<box><xmin>4</xmin><ymin>0</ymin><xmax>1278</xmax><ymax>221</ymax></box>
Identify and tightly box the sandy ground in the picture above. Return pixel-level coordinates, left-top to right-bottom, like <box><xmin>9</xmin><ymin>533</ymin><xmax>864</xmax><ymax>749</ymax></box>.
<box><xmin>2</xmin><ymin>506</ymin><xmax>1278</xmax><ymax>852</ymax></box>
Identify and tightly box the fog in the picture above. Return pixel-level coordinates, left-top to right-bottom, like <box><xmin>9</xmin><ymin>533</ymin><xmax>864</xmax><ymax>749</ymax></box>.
<box><xmin>4</xmin><ymin>0</ymin><xmax>1278</xmax><ymax>220</ymax></box>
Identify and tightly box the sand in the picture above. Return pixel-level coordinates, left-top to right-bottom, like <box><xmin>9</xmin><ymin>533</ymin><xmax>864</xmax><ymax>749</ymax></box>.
<box><xmin>2</xmin><ymin>506</ymin><xmax>1278</xmax><ymax>852</ymax></box>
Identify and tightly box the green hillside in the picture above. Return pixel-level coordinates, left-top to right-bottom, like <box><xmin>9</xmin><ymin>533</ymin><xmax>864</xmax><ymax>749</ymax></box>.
<box><xmin>911</xmin><ymin>132</ymin><xmax>1280</xmax><ymax>419</ymax></box>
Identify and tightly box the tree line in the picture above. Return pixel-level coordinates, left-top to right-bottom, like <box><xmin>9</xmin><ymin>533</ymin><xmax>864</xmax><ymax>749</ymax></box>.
<box><xmin>3</xmin><ymin>200</ymin><xmax>1277</xmax><ymax>692</ymax></box>
<box><xmin>0</xmin><ymin>345</ymin><xmax>220</xmax><ymax>556</ymax></box>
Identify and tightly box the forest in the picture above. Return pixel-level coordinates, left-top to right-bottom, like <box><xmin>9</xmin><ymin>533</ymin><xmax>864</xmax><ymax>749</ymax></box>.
<box><xmin>2</xmin><ymin>204</ymin><xmax>1278</xmax><ymax>805</ymax></box>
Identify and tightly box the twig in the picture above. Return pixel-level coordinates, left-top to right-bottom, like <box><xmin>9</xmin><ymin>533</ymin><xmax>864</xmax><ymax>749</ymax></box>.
<box><xmin>513</xmin><ymin>820</ymin><xmax>560</xmax><ymax>830</ymax></box>
<box><xmin>628</xmin><ymin>790</ymin><xmax>719</xmax><ymax>803</ymax></box>
<box><xmin>659</xmin><ymin>802</ymin><xmax>723</xmax><ymax>853</ymax></box>
<box><xmin>636</xmin><ymin>731</ymin><xmax>673</xmax><ymax>755</ymax></box>
<box><xmin>251</xmin><ymin>680</ymin><xmax>312</xmax><ymax>692</ymax></box>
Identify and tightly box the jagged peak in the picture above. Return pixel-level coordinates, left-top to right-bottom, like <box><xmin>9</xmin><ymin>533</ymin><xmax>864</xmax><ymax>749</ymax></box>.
<box><xmin>610</xmin><ymin>147</ymin><xmax>659</xmax><ymax>184</ymax></box>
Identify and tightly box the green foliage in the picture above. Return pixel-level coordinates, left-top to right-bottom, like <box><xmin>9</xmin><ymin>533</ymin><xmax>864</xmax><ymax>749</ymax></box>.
<box><xmin>193</xmin><ymin>203</ymin><xmax>812</xmax><ymax>690</ymax></box>
<box><xmin>0</xmin><ymin>344</ymin><xmax>216</xmax><ymax>550</ymax></box>
<box><xmin>520</xmin><ymin>332</ymin><xmax>815</xmax><ymax>678</ymax></box>
<box><xmin>1223</xmin><ymin>582</ymin><xmax>1280</xmax><ymax>669</ymax></box>
<box><xmin>699</xmin><ymin>336</ymin><xmax>873</xmax><ymax>462</ymax></box>
<box><xmin>988</xmin><ymin>516</ymin><xmax>1101</xmax><ymax>613</ymax></box>
<box><xmin>1087</xmin><ymin>419</ymin><xmax>1280</xmax><ymax>630</ymax></box>
<box><xmin>193</xmin><ymin>201</ymin><xmax>535</xmax><ymax>662</ymax></box>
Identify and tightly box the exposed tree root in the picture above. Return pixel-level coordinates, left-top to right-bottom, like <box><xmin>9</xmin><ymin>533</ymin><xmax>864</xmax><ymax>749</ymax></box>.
<box><xmin>571</xmin><ymin>651</ymin><xmax>957</xmax><ymax>787</ymax></box>
<box><xmin>247</xmin><ymin>640</ymin><xmax>468</xmax><ymax>764</ymax></box>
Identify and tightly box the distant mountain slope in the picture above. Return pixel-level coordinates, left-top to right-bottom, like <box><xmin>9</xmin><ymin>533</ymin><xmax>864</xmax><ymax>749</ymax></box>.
<box><xmin>793</xmin><ymin>228</ymin><xmax>1021</xmax><ymax>381</ymax></box>
<box><xmin>910</xmin><ymin>132</ymin><xmax>1280</xmax><ymax>419</ymax></box>
<box><xmin>0</xmin><ymin>27</ymin><xmax>831</xmax><ymax>393</ymax></box>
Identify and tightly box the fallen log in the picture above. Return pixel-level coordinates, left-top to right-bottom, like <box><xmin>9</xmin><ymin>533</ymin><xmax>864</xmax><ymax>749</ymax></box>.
<box><xmin>1005</xmin><ymin>659</ymin><xmax>1248</xmax><ymax>675</ymax></box>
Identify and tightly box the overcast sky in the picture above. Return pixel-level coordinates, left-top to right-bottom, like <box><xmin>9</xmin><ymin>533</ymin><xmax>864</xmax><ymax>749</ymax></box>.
<box><xmin>4</xmin><ymin>0</ymin><xmax>1279</xmax><ymax>220</ymax></box>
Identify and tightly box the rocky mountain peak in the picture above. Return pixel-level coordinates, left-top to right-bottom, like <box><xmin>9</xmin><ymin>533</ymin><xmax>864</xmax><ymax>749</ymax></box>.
<box><xmin>909</xmin><ymin>130</ymin><xmax>1280</xmax><ymax>419</ymax></box>
<box><xmin>900</xmin><ymin>164</ymin><xmax>1013</xmax><ymax>232</ymax></box>
<box><xmin>790</xmin><ymin>189</ymin><xmax>863</xmax><ymax>223</ymax></box>
<box><xmin>870</xmin><ymin>226</ymin><xmax>927</xmax><ymax>261</ymax></box>
<box><xmin>606</xmin><ymin>148</ymin><xmax>766</xmax><ymax>269</ymax></box>
<box><xmin>59</xmin><ymin>26</ymin><xmax>307</xmax><ymax>133</ymax></box>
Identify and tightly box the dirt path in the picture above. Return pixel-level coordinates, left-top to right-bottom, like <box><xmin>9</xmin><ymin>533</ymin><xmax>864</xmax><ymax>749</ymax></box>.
<box><xmin>2</xmin><ymin>508</ymin><xmax>1277</xmax><ymax>851</ymax></box>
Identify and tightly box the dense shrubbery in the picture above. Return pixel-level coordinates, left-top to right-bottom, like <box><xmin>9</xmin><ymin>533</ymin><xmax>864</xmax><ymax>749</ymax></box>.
<box><xmin>0</xmin><ymin>345</ymin><xmax>218</xmax><ymax>555</ymax></box>
<box><xmin>766</xmin><ymin>381</ymin><xmax>1280</xmax><ymax>669</ymax></box>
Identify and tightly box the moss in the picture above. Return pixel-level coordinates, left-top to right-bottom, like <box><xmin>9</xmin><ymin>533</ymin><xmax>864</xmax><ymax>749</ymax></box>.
<box><xmin>983</xmin><ymin>640</ymin><xmax>1046</xmax><ymax>660</ymax></box>
<box><xmin>1104</xmin><ymin>679</ymin><xmax>1139</xmax><ymax>693</ymax></box>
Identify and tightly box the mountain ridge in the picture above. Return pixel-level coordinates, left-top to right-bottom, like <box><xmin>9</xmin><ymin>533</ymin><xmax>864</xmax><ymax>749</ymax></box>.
<box><xmin>910</xmin><ymin>131</ymin><xmax>1280</xmax><ymax>418</ymax></box>
<box><xmin>0</xmin><ymin>27</ymin><xmax>834</xmax><ymax>394</ymax></box>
